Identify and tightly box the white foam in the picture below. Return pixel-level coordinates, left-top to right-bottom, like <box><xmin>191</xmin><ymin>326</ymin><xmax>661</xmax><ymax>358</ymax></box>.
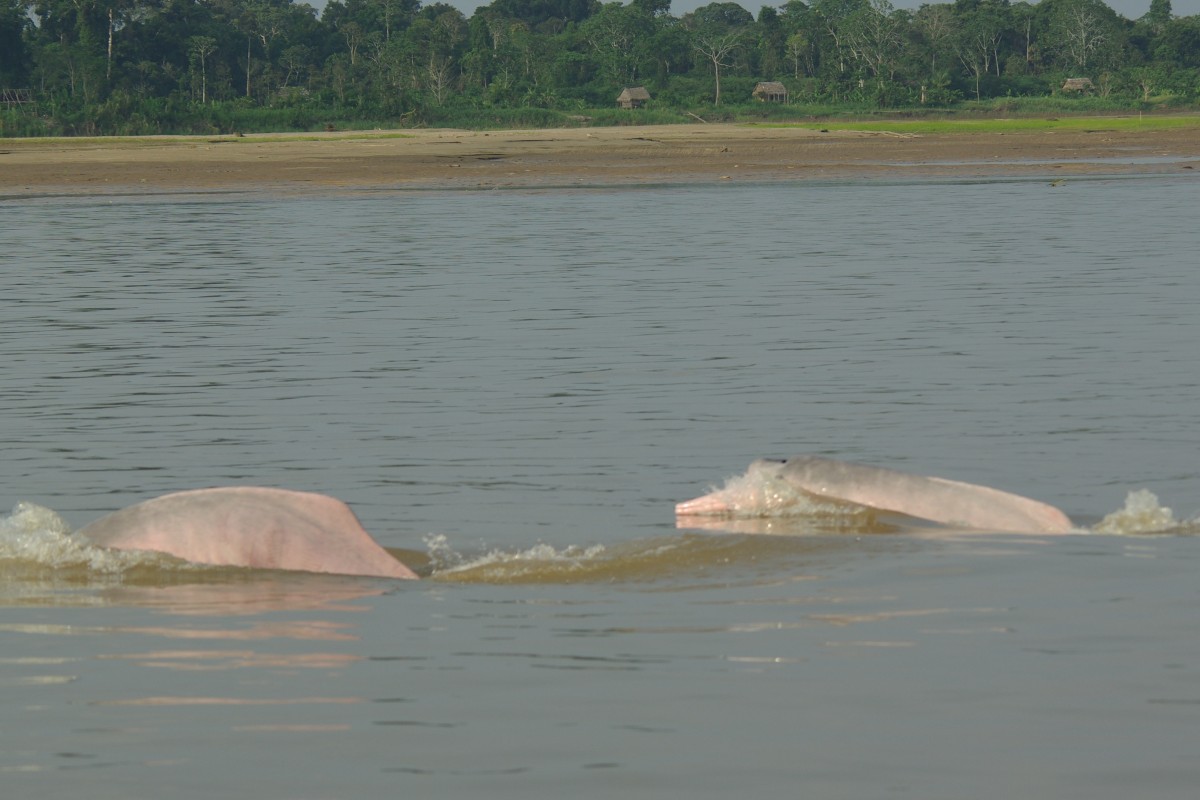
<box><xmin>711</xmin><ymin>471</ymin><xmax>873</xmax><ymax>519</ymax></box>
<box><xmin>0</xmin><ymin>502</ymin><xmax>160</xmax><ymax>572</ymax></box>
<box><xmin>1</xmin><ymin>502</ymin><xmax>72</xmax><ymax>537</ymax></box>
<box><xmin>1093</xmin><ymin>490</ymin><xmax>1181</xmax><ymax>535</ymax></box>
<box><xmin>423</xmin><ymin>532</ymin><xmax>606</xmax><ymax>576</ymax></box>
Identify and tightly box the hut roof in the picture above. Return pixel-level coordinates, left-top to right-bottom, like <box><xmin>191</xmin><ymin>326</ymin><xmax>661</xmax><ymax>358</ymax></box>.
<box><xmin>754</xmin><ymin>81</ymin><xmax>787</xmax><ymax>93</ymax></box>
<box><xmin>617</xmin><ymin>87</ymin><xmax>652</xmax><ymax>101</ymax></box>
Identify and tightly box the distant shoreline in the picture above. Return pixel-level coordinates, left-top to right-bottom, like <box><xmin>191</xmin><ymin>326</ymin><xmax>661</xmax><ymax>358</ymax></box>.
<box><xmin>3</xmin><ymin>122</ymin><xmax>1198</xmax><ymax>196</ymax></box>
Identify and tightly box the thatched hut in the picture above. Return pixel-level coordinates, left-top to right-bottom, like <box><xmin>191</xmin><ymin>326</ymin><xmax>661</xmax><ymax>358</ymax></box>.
<box><xmin>752</xmin><ymin>81</ymin><xmax>788</xmax><ymax>103</ymax></box>
<box><xmin>1061</xmin><ymin>78</ymin><xmax>1094</xmax><ymax>93</ymax></box>
<box><xmin>617</xmin><ymin>87</ymin><xmax>651</xmax><ymax>109</ymax></box>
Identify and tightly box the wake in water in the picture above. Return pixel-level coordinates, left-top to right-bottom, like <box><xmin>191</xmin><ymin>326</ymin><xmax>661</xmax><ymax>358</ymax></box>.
<box><xmin>1</xmin><ymin>483</ymin><xmax>1196</xmax><ymax>591</ymax></box>
<box><xmin>418</xmin><ymin>532</ymin><xmax>870</xmax><ymax>585</ymax></box>
<box><xmin>0</xmin><ymin>501</ymin><xmax>838</xmax><ymax>590</ymax></box>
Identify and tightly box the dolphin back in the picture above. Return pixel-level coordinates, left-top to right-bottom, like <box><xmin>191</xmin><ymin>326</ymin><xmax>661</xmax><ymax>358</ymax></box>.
<box><xmin>778</xmin><ymin>456</ymin><xmax>1073</xmax><ymax>533</ymax></box>
<box><xmin>79</xmin><ymin>487</ymin><xmax>418</xmax><ymax>578</ymax></box>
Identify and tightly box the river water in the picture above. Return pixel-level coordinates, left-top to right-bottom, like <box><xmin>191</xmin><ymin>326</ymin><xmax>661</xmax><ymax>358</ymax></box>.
<box><xmin>2</xmin><ymin>173</ymin><xmax>1199</xmax><ymax>798</ymax></box>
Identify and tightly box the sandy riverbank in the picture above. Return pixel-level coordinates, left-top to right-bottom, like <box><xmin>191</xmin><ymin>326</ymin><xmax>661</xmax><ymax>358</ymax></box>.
<box><xmin>3</xmin><ymin>122</ymin><xmax>1198</xmax><ymax>195</ymax></box>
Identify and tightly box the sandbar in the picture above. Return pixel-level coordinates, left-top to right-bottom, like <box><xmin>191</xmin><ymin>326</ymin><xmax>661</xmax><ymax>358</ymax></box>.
<box><xmin>2</xmin><ymin>121</ymin><xmax>1198</xmax><ymax>196</ymax></box>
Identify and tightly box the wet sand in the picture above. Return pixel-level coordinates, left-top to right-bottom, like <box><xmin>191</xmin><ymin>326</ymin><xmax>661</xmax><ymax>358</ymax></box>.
<box><xmin>2</xmin><ymin>121</ymin><xmax>1198</xmax><ymax>195</ymax></box>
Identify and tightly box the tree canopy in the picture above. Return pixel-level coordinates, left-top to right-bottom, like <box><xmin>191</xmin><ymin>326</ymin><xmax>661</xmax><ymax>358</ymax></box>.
<box><xmin>1</xmin><ymin>0</ymin><xmax>1197</xmax><ymax>135</ymax></box>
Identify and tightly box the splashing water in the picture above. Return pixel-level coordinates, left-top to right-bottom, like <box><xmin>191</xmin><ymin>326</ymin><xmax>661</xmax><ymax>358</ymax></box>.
<box><xmin>2</xmin><ymin>502</ymin><xmax>71</xmax><ymax>537</ymax></box>
<box><xmin>699</xmin><ymin>470</ymin><xmax>878</xmax><ymax>521</ymax></box>
<box><xmin>1093</xmin><ymin>490</ymin><xmax>1182</xmax><ymax>535</ymax></box>
<box><xmin>0</xmin><ymin>501</ymin><xmax>180</xmax><ymax>574</ymax></box>
<box><xmin>3</xmin><ymin>485</ymin><xmax>1196</xmax><ymax>594</ymax></box>
<box><xmin>423</xmin><ymin>532</ymin><xmax>608</xmax><ymax>580</ymax></box>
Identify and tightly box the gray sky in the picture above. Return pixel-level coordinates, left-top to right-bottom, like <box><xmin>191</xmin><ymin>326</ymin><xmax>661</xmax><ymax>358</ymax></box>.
<box><xmin>303</xmin><ymin>0</ymin><xmax>1199</xmax><ymax>22</ymax></box>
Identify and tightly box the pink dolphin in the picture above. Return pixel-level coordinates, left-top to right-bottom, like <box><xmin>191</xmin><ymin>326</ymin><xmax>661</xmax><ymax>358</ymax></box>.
<box><xmin>78</xmin><ymin>487</ymin><xmax>419</xmax><ymax>579</ymax></box>
<box><xmin>676</xmin><ymin>456</ymin><xmax>1074</xmax><ymax>534</ymax></box>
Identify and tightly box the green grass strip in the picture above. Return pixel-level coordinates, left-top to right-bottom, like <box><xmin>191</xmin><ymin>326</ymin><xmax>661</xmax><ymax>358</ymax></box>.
<box><xmin>752</xmin><ymin>114</ymin><xmax>1200</xmax><ymax>135</ymax></box>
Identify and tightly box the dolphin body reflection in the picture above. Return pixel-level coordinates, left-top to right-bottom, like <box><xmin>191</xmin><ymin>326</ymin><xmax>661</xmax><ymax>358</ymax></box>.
<box><xmin>78</xmin><ymin>487</ymin><xmax>418</xmax><ymax>579</ymax></box>
<box><xmin>676</xmin><ymin>457</ymin><xmax>1074</xmax><ymax>534</ymax></box>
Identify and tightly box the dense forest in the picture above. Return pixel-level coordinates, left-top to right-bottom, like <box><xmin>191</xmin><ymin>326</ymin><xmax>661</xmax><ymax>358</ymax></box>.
<box><xmin>1</xmin><ymin>0</ymin><xmax>1198</xmax><ymax>135</ymax></box>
